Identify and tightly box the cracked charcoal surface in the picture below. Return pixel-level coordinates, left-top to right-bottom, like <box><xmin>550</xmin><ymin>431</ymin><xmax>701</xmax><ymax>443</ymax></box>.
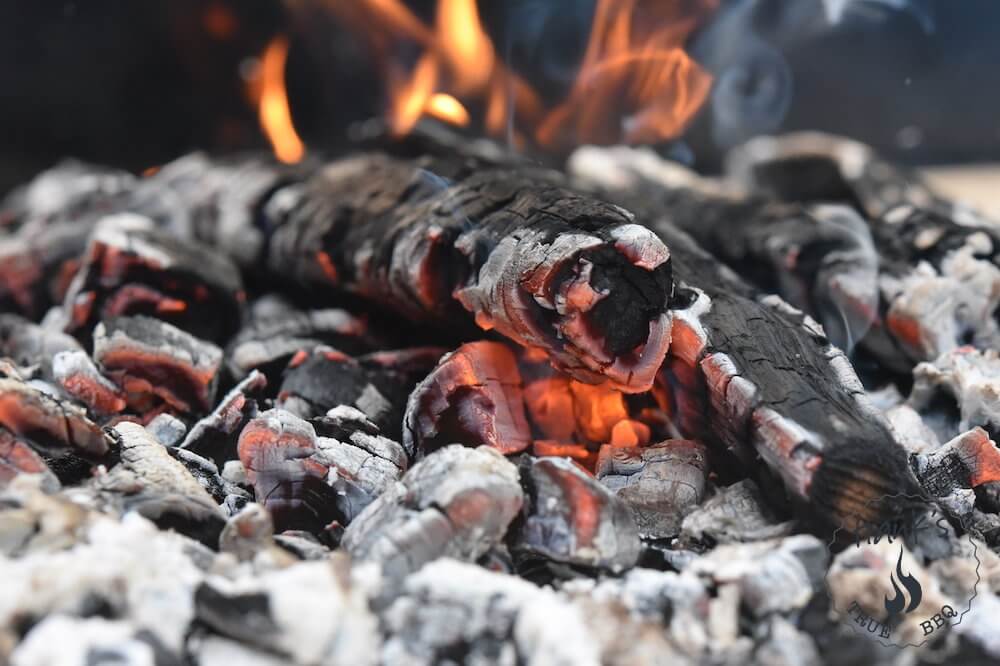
<box><xmin>3</xmin><ymin>133</ymin><xmax>1000</xmax><ymax>664</ymax></box>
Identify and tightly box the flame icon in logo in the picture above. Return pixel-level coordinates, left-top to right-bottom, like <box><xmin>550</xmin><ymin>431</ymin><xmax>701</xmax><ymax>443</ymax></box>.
<box><xmin>884</xmin><ymin>546</ymin><xmax>922</xmax><ymax>616</ymax></box>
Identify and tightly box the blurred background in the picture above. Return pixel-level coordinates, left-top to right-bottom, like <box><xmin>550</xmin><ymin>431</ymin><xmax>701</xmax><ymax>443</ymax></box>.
<box><xmin>3</xmin><ymin>0</ymin><xmax>999</xmax><ymax>198</ymax></box>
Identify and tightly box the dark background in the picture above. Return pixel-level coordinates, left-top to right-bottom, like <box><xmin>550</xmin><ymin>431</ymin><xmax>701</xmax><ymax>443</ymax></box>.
<box><xmin>2</xmin><ymin>0</ymin><xmax>1000</xmax><ymax>194</ymax></box>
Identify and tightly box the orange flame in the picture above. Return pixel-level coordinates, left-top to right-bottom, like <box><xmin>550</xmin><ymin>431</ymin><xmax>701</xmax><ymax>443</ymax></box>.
<box><xmin>256</xmin><ymin>36</ymin><xmax>305</xmax><ymax>164</ymax></box>
<box><xmin>525</xmin><ymin>376</ymin><xmax>645</xmax><ymax>449</ymax></box>
<box><xmin>334</xmin><ymin>0</ymin><xmax>715</xmax><ymax>150</ymax></box>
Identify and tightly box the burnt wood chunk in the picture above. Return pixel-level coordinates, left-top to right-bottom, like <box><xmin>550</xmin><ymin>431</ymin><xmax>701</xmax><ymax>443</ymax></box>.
<box><xmin>99</xmin><ymin>422</ymin><xmax>225</xmax><ymax>546</ymax></box>
<box><xmin>914</xmin><ymin>428</ymin><xmax>1000</xmax><ymax>497</ymax></box>
<box><xmin>180</xmin><ymin>370</ymin><xmax>267</xmax><ymax>465</ymax></box>
<box><xmin>0</xmin><ymin>371</ymin><xmax>110</xmax><ymax>461</ymax></box>
<box><xmin>93</xmin><ymin>315</ymin><xmax>223</xmax><ymax>416</ymax></box>
<box><xmin>61</xmin><ymin>214</ymin><xmax>244</xmax><ymax>344</ymax></box>
<box><xmin>513</xmin><ymin>456</ymin><xmax>640</xmax><ymax>571</ymax></box>
<box><xmin>266</xmin><ymin>154</ymin><xmax>673</xmax><ymax>392</ymax></box>
<box><xmin>226</xmin><ymin>299</ymin><xmax>378</xmax><ymax>380</ymax></box>
<box><xmin>277</xmin><ymin>346</ymin><xmax>444</xmax><ymax>441</ymax></box>
<box><xmin>0</xmin><ymin>429</ymin><xmax>59</xmax><ymax>491</ymax></box>
<box><xmin>402</xmin><ymin>341</ymin><xmax>531</xmax><ymax>459</ymax></box>
<box><xmin>0</xmin><ymin>161</ymin><xmax>135</xmax><ymax>317</ymax></box>
<box><xmin>342</xmin><ymin>444</ymin><xmax>523</xmax><ymax>581</ymax></box>
<box><xmin>568</xmin><ymin>157</ymin><xmax>923</xmax><ymax>534</ymax></box>
<box><xmin>595</xmin><ymin>439</ymin><xmax>709</xmax><ymax>538</ymax></box>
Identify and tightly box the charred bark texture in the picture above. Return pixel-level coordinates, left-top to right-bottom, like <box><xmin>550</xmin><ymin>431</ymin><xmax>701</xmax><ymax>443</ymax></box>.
<box><xmin>266</xmin><ymin>154</ymin><xmax>673</xmax><ymax>391</ymax></box>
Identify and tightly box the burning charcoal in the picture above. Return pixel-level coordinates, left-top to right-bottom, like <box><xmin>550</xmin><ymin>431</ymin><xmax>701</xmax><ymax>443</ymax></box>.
<box><xmin>595</xmin><ymin>439</ymin><xmax>708</xmax><ymax>538</ymax></box>
<box><xmin>681</xmin><ymin>480</ymin><xmax>793</xmax><ymax>544</ymax></box>
<box><xmin>98</xmin><ymin>422</ymin><xmax>225</xmax><ymax>546</ymax></box>
<box><xmin>724</xmin><ymin>131</ymin><xmax>941</xmax><ymax>220</ymax></box>
<box><xmin>93</xmin><ymin>315</ymin><xmax>223</xmax><ymax>415</ymax></box>
<box><xmin>219</xmin><ymin>503</ymin><xmax>296</xmax><ymax>568</ymax></box>
<box><xmin>10</xmin><ymin>616</ymin><xmax>180</xmax><ymax>666</ymax></box>
<box><xmin>0</xmin><ymin>372</ymin><xmax>110</xmax><ymax>482</ymax></box>
<box><xmin>311</xmin><ymin>406</ymin><xmax>407</xmax><ymax>498</ymax></box>
<box><xmin>342</xmin><ymin>445</ymin><xmax>522</xmax><ymax>581</ymax></box>
<box><xmin>514</xmin><ymin>456</ymin><xmax>640</xmax><ymax>571</ymax></box>
<box><xmin>266</xmin><ymin>154</ymin><xmax>673</xmax><ymax>392</ymax></box>
<box><xmin>569</xmin><ymin>155</ymin><xmax>922</xmax><ymax>534</ymax></box>
<box><xmin>193</xmin><ymin>555</ymin><xmax>379</xmax><ymax>665</ymax></box>
<box><xmin>227</xmin><ymin>299</ymin><xmax>378</xmax><ymax>380</ymax></box>
<box><xmin>278</xmin><ymin>346</ymin><xmax>444</xmax><ymax>441</ymax></box>
<box><xmin>0</xmin><ymin>314</ymin><xmax>82</xmax><ymax>380</ymax></box>
<box><xmin>909</xmin><ymin>347</ymin><xmax>1000</xmax><ymax>444</ymax></box>
<box><xmin>519</xmin><ymin>344</ymin><xmax>663</xmax><ymax>455</ymax></box>
<box><xmin>236</xmin><ymin>409</ymin><xmax>359</xmax><ymax>536</ymax></box>
<box><xmin>873</xmin><ymin>210</ymin><xmax>1000</xmax><ymax>367</ymax></box>
<box><xmin>180</xmin><ymin>370</ymin><xmax>267</xmax><ymax>465</ymax></box>
<box><xmin>913</xmin><ymin>427</ymin><xmax>1000</xmax><ymax>498</ymax></box>
<box><xmin>380</xmin><ymin>558</ymin><xmax>603</xmax><ymax>666</ymax></box>
<box><xmin>51</xmin><ymin>349</ymin><xmax>127</xmax><ymax>416</ymax></box>
<box><xmin>0</xmin><ymin>162</ymin><xmax>135</xmax><ymax>317</ymax></box>
<box><xmin>402</xmin><ymin>341</ymin><xmax>531</xmax><ymax>459</ymax></box>
<box><xmin>62</xmin><ymin>214</ymin><xmax>244</xmax><ymax>344</ymax></box>
<box><xmin>570</xmin><ymin>146</ymin><xmax>879</xmax><ymax>352</ymax></box>
<box><xmin>0</xmin><ymin>430</ymin><xmax>59</xmax><ymax>492</ymax></box>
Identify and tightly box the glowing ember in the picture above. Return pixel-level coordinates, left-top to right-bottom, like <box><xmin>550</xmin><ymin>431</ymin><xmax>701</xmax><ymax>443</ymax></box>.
<box><xmin>333</xmin><ymin>0</ymin><xmax>715</xmax><ymax>150</ymax></box>
<box><xmin>610</xmin><ymin>419</ymin><xmax>652</xmax><ymax>448</ymax></box>
<box><xmin>256</xmin><ymin>37</ymin><xmax>305</xmax><ymax>164</ymax></box>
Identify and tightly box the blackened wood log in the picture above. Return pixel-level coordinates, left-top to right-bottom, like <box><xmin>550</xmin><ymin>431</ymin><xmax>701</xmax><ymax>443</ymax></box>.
<box><xmin>569</xmin><ymin>163</ymin><xmax>923</xmax><ymax>533</ymax></box>
<box><xmin>265</xmin><ymin>153</ymin><xmax>673</xmax><ymax>392</ymax></box>
<box><xmin>571</xmin><ymin>146</ymin><xmax>880</xmax><ymax>355</ymax></box>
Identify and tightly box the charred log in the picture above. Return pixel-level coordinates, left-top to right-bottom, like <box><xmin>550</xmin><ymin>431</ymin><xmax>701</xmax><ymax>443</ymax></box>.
<box><xmin>266</xmin><ymin>154</ymin><xmax>673</xmax><ymax>392</ymax></box>
<box><xmin>568</xmin><ymin>157</ymin><xmax>923</xmax><ymax>534</ymax></box>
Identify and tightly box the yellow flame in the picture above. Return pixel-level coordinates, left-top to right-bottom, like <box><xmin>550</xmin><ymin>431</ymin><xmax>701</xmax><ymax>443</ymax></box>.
<box><xmin>259</xmin><ymin>37</ymin><xmax>305</xmax><ymax>164</ymax></box>
<box><xmin>425</xmin><ymin>93</ymin><xmax>471</xmax><ymax>126</ymax></box>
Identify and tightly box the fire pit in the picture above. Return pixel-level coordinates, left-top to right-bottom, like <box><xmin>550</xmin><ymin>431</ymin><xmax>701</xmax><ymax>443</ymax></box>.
<box><xmin>2</xmin><ymin>1</ymin><xmax>1000</xmax><ymax>664</ymax></box>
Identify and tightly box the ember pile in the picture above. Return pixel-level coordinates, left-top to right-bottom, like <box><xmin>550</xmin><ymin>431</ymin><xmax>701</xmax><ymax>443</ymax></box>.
<box><xmin>1</xmin><ymin>128</ymin><xmax>1000</xmax><ymax>665</ymax></box>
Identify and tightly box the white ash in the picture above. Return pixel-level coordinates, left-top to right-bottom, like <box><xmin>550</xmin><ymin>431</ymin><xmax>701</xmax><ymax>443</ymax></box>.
<box><xmin>881</xmin><ymin>238</ymin><xmax>1000</xmax><ymax>363</ymax></box>
<box><xmin>195</xmin><ymin>555</ymin><xmax>379</xmax><ymax>665</ymax></box>
<box><xmin>147</xmin><ymin>413</ymin><xmax>188</xmax><ymax>447</ymax></box>
<box><xmin>382</xmin><ymin>557</ymin><xmax>600</xmax><ymax>666</ymax></box>
<box><xmin>0</xmin><ymin>504</ymin><xmax>203</xmax><ymax>652</ymax></box>
<box><xmin>909</xmin><ymin>347</ymin><xmax>1000</xmax><ymax>443</ymax></box>
<box><xmin>342</xmin><ymin>445</ymin><xmax>523</xmax><ymax>581</ymax></box>
<box><xmin>11</xmin><ymin>615</ymin><xmax>167</xmax><ymax>666</ymax></box>
<box><xmin>885</xmin><ymin>404</ymin><xmax>941</xmax><ymax>454</ymax></box>
<box><xmin>687</xmin><ymin>535</ymin><xmax>828</xmax><ymax>617</ymax></box>
<box><xmin>681</xmin><ymin>480</ymin><xmax>794</xmax><ymax>544</ymax></box>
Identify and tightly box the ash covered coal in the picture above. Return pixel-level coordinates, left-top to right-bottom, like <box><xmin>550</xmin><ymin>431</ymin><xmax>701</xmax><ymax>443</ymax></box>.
<box><xmin>1</xmin><ymin>132</ymin><xmax>1000</xmax><ymax>664</ymax></box>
